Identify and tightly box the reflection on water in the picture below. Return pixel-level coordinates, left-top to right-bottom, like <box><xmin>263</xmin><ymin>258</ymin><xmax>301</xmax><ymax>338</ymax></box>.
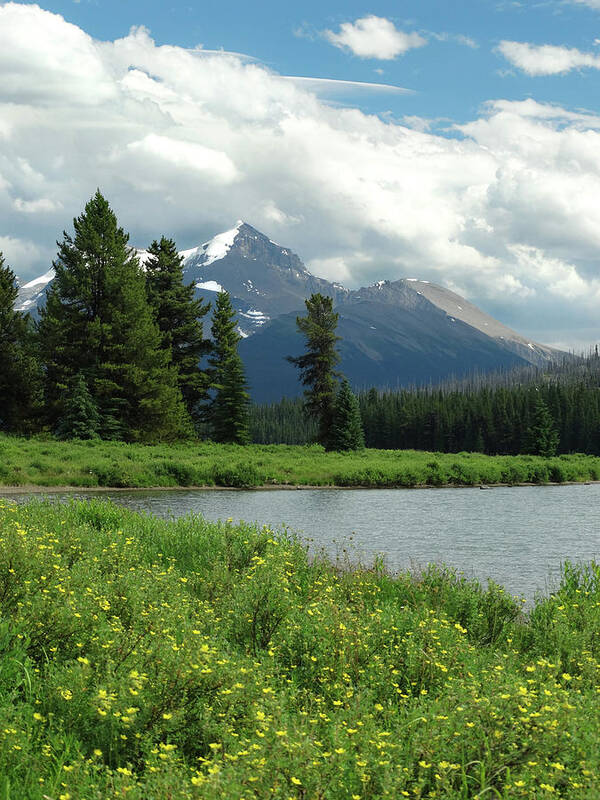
<box><xmin>5</xmin><ymin>484</ymin><xmax>600</xmax><ymax>600</ymax></box>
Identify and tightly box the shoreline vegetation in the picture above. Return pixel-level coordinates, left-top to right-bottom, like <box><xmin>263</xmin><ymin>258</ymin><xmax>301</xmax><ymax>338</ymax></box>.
<box><xmin>2</xmin><ymin>497</ymin><xmax>600</xmax><ymax>798</ymax></box>
<box><xmin>1</xmin><ymin>435</ymin><xmax>600</xmax><ymax>490</ymax></box>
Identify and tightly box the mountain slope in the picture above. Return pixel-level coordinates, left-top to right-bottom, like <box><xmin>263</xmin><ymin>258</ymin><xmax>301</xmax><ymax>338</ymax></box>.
<box><xmin>240</xmin><ymin>280</ymin><xmax>550</xmax><ymax>402</ymax></box>
<box><xmin>402</xmin><ymin>279</ymin><xmax>556</xmax><ymax>363</ymax></box>
<box><xmin>15</xmin><ymin>221</ymin><xmax>563</xmax><ymax>402</ymax></box>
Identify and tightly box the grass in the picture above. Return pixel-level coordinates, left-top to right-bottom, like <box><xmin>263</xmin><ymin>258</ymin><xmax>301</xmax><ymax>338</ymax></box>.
<box><xmin>1</xmin><ymin>434</ymin><xmax>600</xmax><ymax>489</ymax></box>
<box><xmin>1</xmin><ymin>499</ymin><xmax>600</xmax><ymax>798</ymax></box>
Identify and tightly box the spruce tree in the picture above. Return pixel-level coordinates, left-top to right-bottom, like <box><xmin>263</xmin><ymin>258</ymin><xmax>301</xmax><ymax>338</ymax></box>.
<box><xmin>207</xmin><ymin>291</ymin><xmax>250</xmax><ymax>444</ymax></box>
<box><xmin>288</xmin><ymin>293</ymin><xmax>341</xmax><ymax>449</ymax></box>
<box><xmin>330</xmin><ymin>379</ymin><xmax>365</xmax><ymax>451</ymax></box>
<box><xmin>0</xmin><ymin>253</ymin><xmax>41</xmax><ymax>432</ymax></box>
<box><xmin>38</xmin><ymin>190</ymin><xmax>191</xmax><ymax>441</ymax></box>
<box><xmin>526</xmin><ymin>394</ymin><xmax>559</xmax><ymax>457</ymax></box>
<box><xmin>56</xmin><ymin>373</ymin><xmax>100</xmax><ymax>440</ymax></box>
<box><xmin>145</xmin><ymin>237</ymin><xmax>212</xmax><ymax>425</ymax></box>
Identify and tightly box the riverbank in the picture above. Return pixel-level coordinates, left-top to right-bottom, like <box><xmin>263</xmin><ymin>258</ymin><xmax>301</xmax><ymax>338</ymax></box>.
<box><xmin>1</xmin><ymin>497</ymin><xmax>599</xmax><ymax>799</ymax></box>
<box><xmin>1</xmin><ymin>434</ymin><xmax>599</xmax><ymax>489</ymax></box>
<box><xmin>1</xmin><ymin>480</ymin><xmax>599</xmax><ymax>495</ymax></box>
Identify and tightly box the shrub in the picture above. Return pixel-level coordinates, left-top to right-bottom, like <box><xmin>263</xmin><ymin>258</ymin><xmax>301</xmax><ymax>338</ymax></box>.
<box><xmin>212</xmin><ymin>461</ymin><xmax>263</xmax><ymax>488</ymax></box>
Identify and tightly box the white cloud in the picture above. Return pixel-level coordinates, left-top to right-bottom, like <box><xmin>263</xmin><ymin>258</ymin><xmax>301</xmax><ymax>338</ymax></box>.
<box><xmin>324</xmin><ymin>16</ymin><xmax>426</xmax><ymax>60</ymax></box>
<box><xmin>0</xmin><ymin>234</ymin><xmax>48</xmax><ymax>273</ymax></box>
<box><xmin>2</xmin><ymin>5</ymin><xmax>600</xmax><ymax>347</ymax></box>
<box><xmin>14</xmin><ymin>197</ymin><xmax>62</xmax><ymax>213</ymax></box>
<box><xmin>281</xmin><ymin>76</ymin><xmax>413</xmax><ymax>95</ymax></box>
<box><xmin>126</xmin><ymin>134</ymin><xmax>238</xmax><ymax>182</ymax></box>
<box><xmin>430</xmin><ymin>32</ymin><xmax>478</xmax><ymax>49</ymax></box>
<box><xmin>498</xmin><ymin>40</ymin><xmax>600</xmax><ymax>75</ymax></box>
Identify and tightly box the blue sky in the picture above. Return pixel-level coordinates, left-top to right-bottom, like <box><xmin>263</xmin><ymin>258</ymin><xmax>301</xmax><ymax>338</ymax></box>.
<box><xmin>2</xmin><ymin>0</ymin><xmax>600</xmax><ymax>348</ymax></box>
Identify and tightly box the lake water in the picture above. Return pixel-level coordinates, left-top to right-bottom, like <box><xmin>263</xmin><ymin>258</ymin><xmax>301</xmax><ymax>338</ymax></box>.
<box><xmin>4</xmin><ymin>484</ymin><xmax>600</xmax><ymax>600</ymax></box>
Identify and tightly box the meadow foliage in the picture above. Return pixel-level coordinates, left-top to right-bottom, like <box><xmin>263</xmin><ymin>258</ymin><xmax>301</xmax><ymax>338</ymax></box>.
<box><xmin>1</xmin><ymin>499</ymin><xmax>600</xmax><ymax>798</ymax></box>
<box><xmin>1</xmin><ymin>435</ymin><xmax>600</xmax><ymax>490</ymax></box>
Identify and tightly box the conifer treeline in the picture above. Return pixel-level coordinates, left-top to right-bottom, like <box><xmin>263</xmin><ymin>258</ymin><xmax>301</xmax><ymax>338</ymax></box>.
<box><xmin>250</xmin><ymin>380</ymin><xmax>600</xmax><ymax>456</ymax></box>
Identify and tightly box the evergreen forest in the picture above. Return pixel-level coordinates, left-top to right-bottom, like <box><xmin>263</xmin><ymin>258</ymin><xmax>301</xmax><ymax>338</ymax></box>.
<box><xmin>252</xmin><ymin>371</ymin><xmax>600</xmax><ymax>457</ymax></box>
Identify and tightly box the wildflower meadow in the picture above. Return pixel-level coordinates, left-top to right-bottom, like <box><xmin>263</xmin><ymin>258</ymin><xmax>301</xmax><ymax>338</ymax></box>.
<box><xmin>0</xmin><ymin>498</ymin><xmax>599</xmax><ymax>798</ymax></box>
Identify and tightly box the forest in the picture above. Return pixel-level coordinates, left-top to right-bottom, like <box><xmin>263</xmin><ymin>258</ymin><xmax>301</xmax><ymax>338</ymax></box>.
<box><xmin>250</xmin><ymin>372</ymin><xmax>600</xmax><ymax>456</ymax></box>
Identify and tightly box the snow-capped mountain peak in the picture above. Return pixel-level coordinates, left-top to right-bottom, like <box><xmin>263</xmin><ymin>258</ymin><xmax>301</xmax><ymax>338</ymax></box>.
<box><xmin>180</xmin><ymin>221</ymin><xmax>244</xmax><ymax>268</ymax></box>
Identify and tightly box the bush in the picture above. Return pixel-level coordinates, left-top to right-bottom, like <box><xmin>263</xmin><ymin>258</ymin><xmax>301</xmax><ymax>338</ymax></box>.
<box><xmin>96</xmin><ymin>461</ymin><xmax>139</xmax><ymax>488</ymax></box>
<box><xmin>212</xmin><ymin>461</ymin><xmax>263</xmax><ymax>487</ymax></box>
<box><xmin>425</xmin><ymin>460</ymin><xmax>446</xmax><ymax>486</ymax></box>
<box><xmin>528</xmin><ymin>463</ymin><xmax>549</xmax><ymax>484</ymax></box>
<box><xmin>548</xmin><ymin>462</ymin><xmax>568</xmax><ymax>483</ymax></box>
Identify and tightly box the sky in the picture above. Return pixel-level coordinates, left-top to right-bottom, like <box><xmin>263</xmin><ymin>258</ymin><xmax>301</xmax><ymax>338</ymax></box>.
<box><xmin>1</xmin><ymin>1</ymin><xmax>600</xmax><ymax>350</ymax></box>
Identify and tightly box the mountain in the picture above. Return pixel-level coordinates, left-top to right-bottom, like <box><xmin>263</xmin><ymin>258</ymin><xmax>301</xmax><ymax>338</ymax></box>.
<box><xmin>240</xmin><ymin>279</ymin><xmax>560</xmax><ymax>402</ymax></box>
<box><xmin>15</xmin><ymin>221</ymin><xmax>562</xmax><ymax>403</ymax></box>
<box><xmin>179</xmin><ymin>221</ymin><xmax>348</xmax><ymax>337</ymax></box>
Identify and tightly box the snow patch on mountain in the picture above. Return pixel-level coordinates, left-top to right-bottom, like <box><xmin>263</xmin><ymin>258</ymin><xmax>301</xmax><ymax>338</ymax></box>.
<box><xmin>21</xmin><ymin>268</ymin><xmax>55</xmax><ymax>289</ymax></box>
<box><xmin>184</xmin><ymin>221</ymin><xmax>243</xmax><ymax>268</ymax></box>
<box><xmin>239</xmin><ymin>308</ymin><xmax>269</xmax><ymax>326</ymax></box>
<box><xmin>196</xmin><ymin>280</ymin><xmax>223</xmax><ymax>293</ymax></box>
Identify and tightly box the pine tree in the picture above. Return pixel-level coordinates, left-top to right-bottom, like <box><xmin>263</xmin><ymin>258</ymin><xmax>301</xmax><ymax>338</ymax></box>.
<box><xmin>330</xmin><ymin>379</ymin><xmax>365</xmax><ymax>451</ymax></box>
<box><xmin>0</xmin><ymin>253</ymin><xmax>41</xmax><ymax>432</ymax></box>
<box><xmin>288</xmin><ymin>293</ymin><xmax>341</xmax><ymax>449</ymax></box>
<box><xmin>207</xmin><ymin>291</ymin><xmax>250</xmax><ymax>444</ymax></box>
<box><xmin>526</xmin><ymin>394</ymin><xmax>559</xmax><ymax>457</ymax></box>
<box><xmin>56</xmin><ymin>373</ymin><xmax>101</xmax><ymax>440</ymax></box>
<box><xmin>38</xmin><ymin>190</ymin><xmax>191</xmax><ymax>441</ymax></box>
<box><xmin>145</xmin><ymin>237</ymin><xmax>212</xmax><ymax>426</ymax></box>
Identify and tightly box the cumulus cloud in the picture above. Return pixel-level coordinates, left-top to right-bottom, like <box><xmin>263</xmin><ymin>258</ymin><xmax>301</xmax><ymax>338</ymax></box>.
<box><xmin>2</xmin><ymin>4</ymin><xmax>600</xmax><ymax>347</ymax></box>
<box><xmin>323</xmin><ymin>16</ymin><xmax>426</xmax><ymax>60</ymax></box>
<box><xmin>498</xmin><ymin>40</ymin><xmax>600</xmax><ymax>75</ymax></box>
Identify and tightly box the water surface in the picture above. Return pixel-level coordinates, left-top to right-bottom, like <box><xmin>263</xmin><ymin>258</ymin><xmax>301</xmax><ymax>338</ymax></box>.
<box><xmin>5</xmin><ymin>484</ymin><xmax>600</xmax><ymax>600</ymax></box>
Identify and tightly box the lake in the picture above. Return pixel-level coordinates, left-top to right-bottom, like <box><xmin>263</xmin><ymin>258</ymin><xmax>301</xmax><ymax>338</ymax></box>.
<box><xmin>4</xmin><ymin>484</ymin><xmax>600</xmax><ymax>600</ymax></box>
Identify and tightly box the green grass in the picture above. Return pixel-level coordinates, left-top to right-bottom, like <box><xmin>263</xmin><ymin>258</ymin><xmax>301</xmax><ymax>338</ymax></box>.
<box><xmin>1</xmin><ymin>434</ymin><xmax>600</xmax><ymax>489</ymax></box>
<box><xmin>1</xmin><ymin>498</ymin><xmax>600</xmax><ymax>798</ymax></box>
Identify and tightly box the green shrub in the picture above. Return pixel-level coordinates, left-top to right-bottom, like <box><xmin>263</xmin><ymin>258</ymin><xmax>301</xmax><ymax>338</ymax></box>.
<box><xmin>548</xmin><ymin>462</ymin><xmax>568</xmax><ymax>483</ymax></box>
<box><xmin>96</xmin><ymin>461</ymin><xmax>139</xmax><ymax>487</ymax></box>
<box><xmin>212</xmin><ymin>461</ymin><xmax>263</xmax><ymax>487</ymax></box>
<box><xmin>425</xmin><ymin>460</ymin><xmax>446</xmax><ymax>486</ymax></box>
<box><xmin>528</xmin><ymin>463</ymin><xmax>549</xmax><ymax>484</ymax></box>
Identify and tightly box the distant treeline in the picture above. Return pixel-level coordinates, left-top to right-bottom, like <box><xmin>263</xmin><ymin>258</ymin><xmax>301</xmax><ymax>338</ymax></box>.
<box><xmin>251</xmin><ymin>358</ymin><xmax>600</xmax><ymax>455</ymax></box>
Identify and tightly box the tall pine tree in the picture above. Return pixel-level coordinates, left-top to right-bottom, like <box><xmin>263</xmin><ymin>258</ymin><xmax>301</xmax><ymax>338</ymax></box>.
<box><xmin>288</xmin><ymin>293</ymin><xmax>341</xmax><ymax>449</ymax></box>
<box><xmin>207</xmin><ymin>291</ymin><xmax>250</xmax><ymax>444</ymax></box>
<box><xmin>145</xmin><ymin>236</ymin><xmax>212</xmax><ymax>426</ymax></box>
<box><xmin>0</xmin><ymin>253</ymin><xmax>41</xmax><ymax>432</ymax></box>
<box><xmin>38</xmin><ymin>191</ymin><xmax>191</xmax><ymax>441</ymax></box>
